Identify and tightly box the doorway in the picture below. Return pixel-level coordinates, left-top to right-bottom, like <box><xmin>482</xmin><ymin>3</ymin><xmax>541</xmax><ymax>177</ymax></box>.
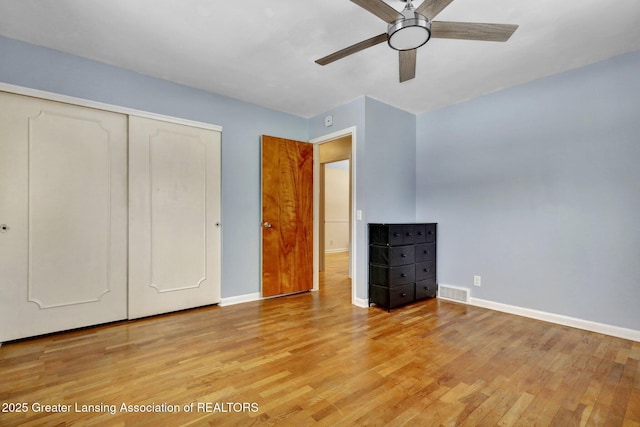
<box><xmin>312</xmin><ymin>128</ymin><xmax>356</xmax><ymax>304</ymax></box>
<box><xmin>321</xmin><ymin>159</ymin><xmax>351</xmax><ymax>297</ymax></box>
<box><xmin>322</xmin><ymin>160</ymin><xmax>350</xmax><ymax>259</ymax></box>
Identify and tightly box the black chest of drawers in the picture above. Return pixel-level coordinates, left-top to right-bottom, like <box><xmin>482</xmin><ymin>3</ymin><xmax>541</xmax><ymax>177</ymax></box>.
<box><xmin>368</xmin><ymin>223</ymin><xmax>437</xmax><ymax>311</ymax></box>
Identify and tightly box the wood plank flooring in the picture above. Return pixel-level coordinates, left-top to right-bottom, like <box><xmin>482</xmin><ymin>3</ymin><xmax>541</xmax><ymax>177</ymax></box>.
<box><xmin>1</xmin><ymin>252</ymin><xmax>639</xmax><ymax>426</ymax></box>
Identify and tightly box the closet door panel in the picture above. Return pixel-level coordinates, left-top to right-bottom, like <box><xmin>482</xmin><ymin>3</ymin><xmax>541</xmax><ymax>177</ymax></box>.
<box><xmin>150</xmin><ymin>133</ymin><xmax>207</xmax><ymax>291</ymax></box>
<box><xmin>0</xmin><ymin>91</ymin><xmax>128</xmax><ymax>342</ymax></box>
<box><xmin>128</xmin><ymin>116</ymin><xmax>221</xmax><ymax>319</ymax></box>
<box><xmin>28</xmin><ymin>110</ymin><xmax>112</xmax><ymax>307</ymax></box>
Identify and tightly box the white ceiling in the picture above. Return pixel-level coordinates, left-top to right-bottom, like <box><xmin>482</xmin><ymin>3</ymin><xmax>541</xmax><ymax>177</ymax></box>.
<box><xmin>1</xmin><ymin>0</ymin><xmax>639</xmax><ymax>118</ymax></box>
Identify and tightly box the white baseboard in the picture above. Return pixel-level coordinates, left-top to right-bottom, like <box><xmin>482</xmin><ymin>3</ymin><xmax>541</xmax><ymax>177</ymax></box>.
<box><xmin>468</xmin><ymin>297</ymin><xmax>640</xmax><ymax>342</ymax></box>
<box><xmin>219</xmin><ymin>292</ymin><xmax>261</xmax><ymax>307</ymax></box>
<box><xmin>353</xmin><ymin>296</ymin><xmax>369</xmax><ymax>308</ymax></box>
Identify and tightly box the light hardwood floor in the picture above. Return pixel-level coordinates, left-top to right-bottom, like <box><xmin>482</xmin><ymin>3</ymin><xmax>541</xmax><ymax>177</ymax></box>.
<box><xmin>1</xmin><ymin>252</ymin><xmax>639</xmax><ymax>426</ymax></box>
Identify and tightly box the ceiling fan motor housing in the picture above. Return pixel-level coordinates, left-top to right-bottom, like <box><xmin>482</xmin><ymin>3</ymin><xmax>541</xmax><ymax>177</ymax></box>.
<box><xmin>387</xmin><ymin>8</ymin><xmax>431</xmax><ymax>51</ymax></box>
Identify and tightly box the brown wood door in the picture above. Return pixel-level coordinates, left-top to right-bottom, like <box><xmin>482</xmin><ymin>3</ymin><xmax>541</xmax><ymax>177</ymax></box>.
<box><xmin>261</xmin><ymin>135</ymin><xmax>314</xmax><ymax>297</ymax></box>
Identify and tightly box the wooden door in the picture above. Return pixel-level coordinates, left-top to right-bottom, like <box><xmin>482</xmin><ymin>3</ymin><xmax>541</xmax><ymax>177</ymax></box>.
<box><xmin>128</xmin><ymin>116</ymin><xmax>221</xmax><ymax>319</ymax></box>
<box><xmin>0</xmin><ymin>92</ymin><xmax>128</xmax><ymax>342</ymax></box>
<box><xmin>261</xmin><ymin>135</ymin><xmax>313</xmax><ymax>297</ymax></box>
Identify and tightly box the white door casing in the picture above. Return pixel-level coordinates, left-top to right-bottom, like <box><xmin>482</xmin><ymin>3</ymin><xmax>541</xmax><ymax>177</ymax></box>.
<box><xmin>128</xmin><ymin>116</ymin><xmax>221</xmax><ymax>319</ymax></box>
<box><xmin>0</xmin><ymin>91</ymin><xmax>128</xmax><ymax>342</ymax></box>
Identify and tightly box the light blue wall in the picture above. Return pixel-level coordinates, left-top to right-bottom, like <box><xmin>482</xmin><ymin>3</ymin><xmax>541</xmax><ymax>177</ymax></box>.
<box><xmin>416</xmin><ymin>50</ymin><xmax>640</xmax><ymax>330</ymax></box>
<box><xmin>364</xmin><ymin>97</ymin><xmax>416</xmax><ymax>224</ymax></box>
<box><xmin>0</xmin><ymin>36</ymin><xmax>308</xmax><ymax>299</ymax></box>
<box><xmin>3</xmin><ymin>35</ymin><xmax>638</xmax><ymax>330</ymax></box>
<box><xmin>309</xmin><ymin>97</ymin><xmax>416</xmax><ymax>301</ymax></box>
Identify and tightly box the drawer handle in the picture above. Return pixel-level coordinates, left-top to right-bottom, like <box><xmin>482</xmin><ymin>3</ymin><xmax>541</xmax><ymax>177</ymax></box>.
<box><xmin>401</xmin><ymin>273</ymin><xmax>407</xmax><ymax>278</ymax></box>
<box><xmin>393</xmin><ymin>233</ymin><xmax>400</xmax><ymax>237</ymax></box>
<box><xmin>401</xmin><ymin>254</ymin><xmax>407</xmax><ymax>258</ymax></box>
<box><xmin>424</xmin><ymin>286</ymin><xmax>429</xmax><ymax>290</ymax></box>
<box><xmin>418</xmin><ymin>231</ymin><xmax>424</xmax><ymax>235</ymax></box>
<box><xmin>407</xmin><ymin>232</ymin><xmax>413</xmax><ymax>236</ymax></box>
<box><xmin>401</xmin><ymin>293</ymin><xmax>407</xmax><ymax>297</ymax></box>
<box><xmin>423</xmin><ymin>268</ymin><xmax>429</xmax><ymax>272</ymax></box>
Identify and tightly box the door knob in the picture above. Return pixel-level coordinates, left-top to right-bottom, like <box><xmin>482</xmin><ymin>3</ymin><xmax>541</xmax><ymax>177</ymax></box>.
<box><xmin>0</xmin><ymin>224</ymin><xmax>8</xmax><ymax>233</ymax></box>
<box><xmin>263</xmin><ymin>221</ymin><xmax>272</xmax><ymax>228</ymax></box>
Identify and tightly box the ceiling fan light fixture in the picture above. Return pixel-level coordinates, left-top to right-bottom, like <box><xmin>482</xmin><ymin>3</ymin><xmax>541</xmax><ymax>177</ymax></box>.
<box><xmin>315</xmin><ymin>0</ymin><xmax>518</xmax><ymax>83</ymax></box>
<box><xmin>387</xmin><ymin>14</ymin><xmax>431</xmax><ymax>51</ymax></box>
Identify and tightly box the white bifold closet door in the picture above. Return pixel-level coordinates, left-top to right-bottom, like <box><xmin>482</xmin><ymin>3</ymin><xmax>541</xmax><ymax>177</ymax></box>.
<box><xmin>0</xmin><ymin>92</ymin><xmax>128</xmax><ymax>342</ymax></box>
<box><xmin>128</xmin><ymin>116</ymin><xmax>221</xmax><ymax>319</ymax></box>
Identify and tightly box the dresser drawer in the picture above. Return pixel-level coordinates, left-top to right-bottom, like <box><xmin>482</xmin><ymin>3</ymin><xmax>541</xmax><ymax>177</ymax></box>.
<box><xmin>400</xmin><ymin>225</ymin><xmax>416</xmax><ymax>245</ymax></box>
<box><xmin>415</xmin><ymin>243</ymin><xmax>436</xmax><ymax>262</ymax></box>
<box><xmin>415</xmin><ymin>260</ymin><xmax>436</xmax><ymax>281</ymax></box>
<box><xmin>389</xmin><ymin>283</ymin><xmax>415</xmax><ymax>308</ymax></box>
<box><xmin>406</xmin><ymin>224</ymin><xmax>435</xmax><ymax>244</ymax></box>
<box><xmin>369</xmin><ymin>224</ymin><xmax>403</xmax><ymax>246</ymax></box>
<box><xmin>414</xmin><ymin>224</ymin><xmax>427</xmax><ymax>243</ymax></box>
<box><xmin>369</xmin><ymin>224</ymin><xmax>416</xmax><ymax>246</ymax></box>
<box><xmin>424</xmin><ymin>224</ymin><xmax>436</xmax><ymax>243</ymax></box>
<box><xmin>369</xmin><ymin>283</ymin><xmax>415</xmax><ymax>310</ymax></box>
<box><xmin>369</xmin><ymin>264</ymin><xmax>415</xmax><ymax>286</ymax></box>
<box><xmin>369</xmin><ymin>245</ymin><xmax>415</xmax><ymax>266</ymax></box>
<box><xmin>415</xmin><ymin>279</ymin><xmax>437</xmax><ymax>300</ymax></box>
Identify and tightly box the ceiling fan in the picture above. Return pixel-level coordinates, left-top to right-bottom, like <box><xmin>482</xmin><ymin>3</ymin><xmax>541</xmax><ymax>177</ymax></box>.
<box><xmin>316</xmin><ymin>0</ymin><xmax>518</xmax><ymax>82</ymax></box>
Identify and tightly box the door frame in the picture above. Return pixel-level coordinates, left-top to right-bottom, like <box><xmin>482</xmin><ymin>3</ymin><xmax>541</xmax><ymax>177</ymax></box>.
<box><xmin>310</xmin><ymin>127</ymin><xmax>357</xmax><ymax>305</ymax></box>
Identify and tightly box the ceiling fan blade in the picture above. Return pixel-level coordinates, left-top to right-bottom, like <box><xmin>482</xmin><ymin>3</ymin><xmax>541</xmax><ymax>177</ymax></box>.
<box><xmin>431</xmin><ymin>21</ymin><xmax>519</xmax><ymax>42</ymax></box>
<box><xmin>416</xmin><ymin>0</ymin><xmax>454</xmax><ymax>20</ymax></box>
<box><xmin>351</xmin><ymin>0</ymin><xmax>403</xmax><ymax>23</ymax></box>
<box><xmin>399</xmin><ymin>49</ymin><xmax>417</xmax><ymax>82</ymax></box>
<box><xmin>316</xmin><ymin>33</ymin><xmax>388</xmax><ymax>66</ymax></box>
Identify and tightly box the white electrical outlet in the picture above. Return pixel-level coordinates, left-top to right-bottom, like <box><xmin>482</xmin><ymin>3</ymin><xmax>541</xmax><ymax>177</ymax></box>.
<box><xmin>474</xmin><ymin>275</ymin><xmax>482</xmax><ymax>287</ymax></box>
